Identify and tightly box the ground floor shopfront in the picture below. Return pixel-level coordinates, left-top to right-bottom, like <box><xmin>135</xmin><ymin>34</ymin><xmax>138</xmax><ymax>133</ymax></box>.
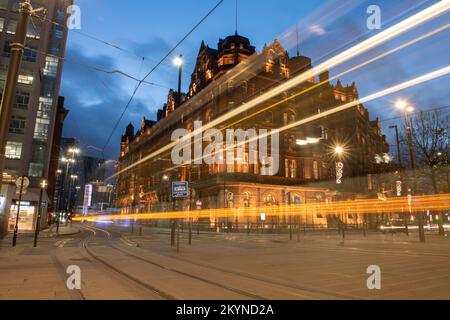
<box><xmin>0</xmin><ymin>184</ymin><xmax>50</xmax><ymax>237</ymax></box>
<box><xmin>117</xmin><ymin>177</ymin><xmax>358</xmax><ymax>229</ymax></box>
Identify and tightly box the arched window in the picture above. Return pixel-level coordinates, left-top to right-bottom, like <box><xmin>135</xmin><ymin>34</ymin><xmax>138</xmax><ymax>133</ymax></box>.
<box><xmin>226</xmin><ymin>192</ymin><xmax>234</xmax><ymax>208</ymax></box>
<box><xmin>264</xmin><ymin>194</ymin><xmax>276</xmax><ymax>206</ymax></box>
<box><xmin>243</xmin><ymin>192</ymin><xmax>250</xmax><ymax>208</ymax></box>
<box><xmin>283</xmin><ymin>110</ymin><xmax>296</xmax><ymax>125</ymax></box>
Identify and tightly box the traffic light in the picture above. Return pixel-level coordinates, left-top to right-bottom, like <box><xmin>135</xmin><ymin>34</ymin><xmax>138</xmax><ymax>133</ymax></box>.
<box><xmin>52</xmin><ymin>212</ymin><xmax>59</xmax><ymax>219</ymax></box>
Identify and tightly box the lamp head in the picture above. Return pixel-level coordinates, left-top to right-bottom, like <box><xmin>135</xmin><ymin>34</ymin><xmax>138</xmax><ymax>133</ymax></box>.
<box><xmin>335</xmin><ymin>146</ymin><xmax>344</xmax><ymax>155</ymax></box>
<box><xmin>173</xmin><ymin>55</ymin><xmax>183</xmax><ymax>67</ymax></box>
<box><xmin>396</xmin><ymin>100</ymin><xmax>407</xmax><ymax>110</ymax></box>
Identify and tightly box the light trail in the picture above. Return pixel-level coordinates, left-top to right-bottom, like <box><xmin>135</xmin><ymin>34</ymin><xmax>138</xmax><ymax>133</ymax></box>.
<box><xmin>110</xmin><ymin>1</ymin><xmax>450</xmax><ymax>180</ymax></box>
<box><xmin>127</xmin><ymin>23</ymin><xmax>450</xmax><ymax>177</ymax></box>
<box><xmin>74</xmin><ymin>193</ymin><xmax>450</xmax><ymax>222</ymax></box>
<box><xmin>159</xmin><ymin>64</ymin><xmax>450</xmax><ymax>176</ymax></box>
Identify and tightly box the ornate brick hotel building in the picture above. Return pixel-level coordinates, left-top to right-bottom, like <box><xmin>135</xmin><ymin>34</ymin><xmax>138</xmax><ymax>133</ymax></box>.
<box><xmin>116</xmin><ymin>33</ymin><xmax>389</xmax><ymax>228</ymax></box>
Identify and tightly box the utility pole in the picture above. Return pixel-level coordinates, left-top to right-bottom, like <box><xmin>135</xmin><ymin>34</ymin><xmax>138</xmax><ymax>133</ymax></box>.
<box><xmin>390</xmin><ymin>124</ymin><xmax>408</xmax><ymax>234</ymax></box>
<box><xmin>34</xmin><ymin>180</ymin><xmax>47</xmax><ymax>247</ymax></box>
<box><xmin>389</xmin><ymin>125</ymin><xmax>402</xmax><ymax>167</ymax></box>
<box><xmin>176</xmin><ymin>54</ymin><xmax>183</xmax><ymax>108</ymax></box>
<box><xmin>0</xmin><ymin>0</ymin><xmax>32</xmax><ymax>187</ymax></box>
<box><xmin>397</xmin><ymin>100</ymin><xmax>424</xmax><ymax>242</ymax></box>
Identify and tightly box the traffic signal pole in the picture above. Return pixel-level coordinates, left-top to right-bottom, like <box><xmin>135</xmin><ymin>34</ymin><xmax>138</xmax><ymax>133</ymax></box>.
<box><xmin>0</xmin><ymin>1</ymin><xmax>32</xmax><ymax>188</ymax></box>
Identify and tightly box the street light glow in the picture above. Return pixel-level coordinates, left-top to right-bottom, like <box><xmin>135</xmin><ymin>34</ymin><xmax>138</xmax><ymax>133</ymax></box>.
<box><xmin>335</xmin><ymin>146</ymin><xmax>344</xmax><ymax>155</ymax></box>
<box><xmin>173</xmin><ymin>55</ymin><xmax>183</xmax><ymax>66</ymax></box>
<box><xmin>68</xmin><ymin>148</ymin><xmax>80</xmax><ymax>154</ymax></box>
<box><xmin>396</xmin><ymin>100</ymin><xmax>407</xmax><ymax>110</ymax></box>
<box><xmin>296</xmin><ymin>137</ymin><xmax>321</xmax><ymax>146</ymax></box>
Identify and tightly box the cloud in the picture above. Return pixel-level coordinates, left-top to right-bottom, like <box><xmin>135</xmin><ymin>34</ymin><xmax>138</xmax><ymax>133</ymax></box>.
<box><xmin>60</xmin><ymin>47</ymin><xmax>155</xmax><ymax>159</ymax></box>
<box><xmin>130</xmin><ymin>36</ymin><xmax>172</xmax><ymax>61</ymax></box>
<box><xmin>308</xmin><ymin>24</ymin><xmax>326</xmax><ymax>36</ymax></box>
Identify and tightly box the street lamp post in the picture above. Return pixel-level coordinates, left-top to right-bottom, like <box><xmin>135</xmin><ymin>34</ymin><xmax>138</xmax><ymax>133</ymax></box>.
<box><xmin>174</xmin><ymin>55</ymin><xmax>183</xmax><ymax>108</ymax></box>
<box><xmin>334</xmin><ymin>146</ymin><xmax>346</xmax><ymax>238</ymax></box>
<box><xmin>389</xmin><ymin>125</ymin><xmax>402</xmax><ymax>167</ymax></box>
<box><xmin>33</xmin><ymin>179</ymin><xmax>47</xmax><ymax>247</ymax></box>
<box><xmin>396</xmin><ymin>100</ymin><xmax>425</xmax><ymax>242</ymax></box>
<box><xmin>0</xmin><ymin>1</ymin><xmax>33</xmax><ymax>188</ymax></box>
<box><xmin>12</xmin><ymin>176</ymin><xmax>26</xmax><ymax>247</ymax></box>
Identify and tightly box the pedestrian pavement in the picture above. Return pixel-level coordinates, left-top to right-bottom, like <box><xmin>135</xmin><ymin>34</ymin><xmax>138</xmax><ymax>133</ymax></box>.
<box><xmin>0</xmin><ymin>226</ymin><xmax>80</xmax><ymax>300</ymax></box>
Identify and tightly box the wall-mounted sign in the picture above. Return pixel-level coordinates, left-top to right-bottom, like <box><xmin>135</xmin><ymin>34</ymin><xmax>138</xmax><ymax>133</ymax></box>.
<box><xmin>336</xmin><ymin>162</ymin><xmax>344</xmax><ymax>184</ymax></box>
<box><xmin>172</xmin><ymin>182</ymin><xmax>188</xmax><ymax>198</ymax></box>
<box><xmin>396</xmin><ymin>181</ymin><xmax>402</xmax><ymax>197</ymax></box>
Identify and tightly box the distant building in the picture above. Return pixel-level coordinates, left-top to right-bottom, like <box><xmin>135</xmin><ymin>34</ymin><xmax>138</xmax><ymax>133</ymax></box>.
<box><xmin>117</xmin><ymin>33</ymin><xmax>390</xmax><ymax>229</ymax></box>
<box><xmin>47</xmin><ymin>96</ymin><xmax>69</xmax><ymax>213</ymax></box>
<box><xmin>54</xmin><ymin>137</ymin><xmax>79</xmax><ymax>215</ymax></box>
<box><xmin>74</xmin><ymin>156</ymin><xmax>117</xmax><ymax>214</ymax></box>
<box><xmin>0</xmin><ymin>0</ymin><xmax>72</xmax><ymax>236</ymax></box>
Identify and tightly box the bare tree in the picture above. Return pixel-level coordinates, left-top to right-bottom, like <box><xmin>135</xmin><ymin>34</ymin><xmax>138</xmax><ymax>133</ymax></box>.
<box><xmin>409</xmin><ymin>110</ymin><xmax>449</xmax><ymax>234</ymax></box>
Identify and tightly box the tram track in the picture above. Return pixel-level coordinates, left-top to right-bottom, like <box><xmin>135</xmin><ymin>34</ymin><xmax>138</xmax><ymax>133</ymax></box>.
<box><xmin>81</xmin><ymin>225</ymin><xmax>268</xmax><ymax>300</ymax></box>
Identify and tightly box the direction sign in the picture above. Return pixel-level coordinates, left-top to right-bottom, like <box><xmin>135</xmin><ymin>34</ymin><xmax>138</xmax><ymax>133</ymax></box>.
<box><xmin>172</xmin><ymin>182</ymin><xmax>188</xmax><ymax>198</ymax></box>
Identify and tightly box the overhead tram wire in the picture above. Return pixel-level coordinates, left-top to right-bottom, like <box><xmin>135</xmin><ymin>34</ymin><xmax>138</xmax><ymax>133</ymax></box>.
<box><xmin>101</xmin><ymin>0</ymin><xmax>225</xmax><ymax>153</ymax></box>
<box><xmin>380</xmin><ymin>105</ymin><xmax>450</xmax><ymax>123</ymax></box>
<box><xmin>31</xmin><ymin>11</ymin><xmax>196</xmax><ymax>76</ymax></box>
<box><xmin>23</xmin><ymin>43</ymin><xmax>170</xmax><ymax>89</ymax></box>
<box><xmin>110</xmin><ymin>1</ymin><xmax>450</xmax><ymax>177</ymax></box>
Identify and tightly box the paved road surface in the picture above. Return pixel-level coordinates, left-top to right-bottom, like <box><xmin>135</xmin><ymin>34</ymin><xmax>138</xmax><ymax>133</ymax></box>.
<box><xmin>1</xmin><ymin>223</ymin><xmax>449</xmax><ymax>300</ymax></box>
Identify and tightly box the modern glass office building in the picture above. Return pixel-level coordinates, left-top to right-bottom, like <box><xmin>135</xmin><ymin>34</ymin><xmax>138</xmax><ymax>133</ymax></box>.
<box><xmin>0</xmin><ymin>0</ymin><xmax>72</xmax><ymax>235</ymax></box>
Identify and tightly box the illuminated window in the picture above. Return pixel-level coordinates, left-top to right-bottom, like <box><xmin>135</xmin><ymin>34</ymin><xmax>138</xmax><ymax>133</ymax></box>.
<box><xmin>0</xmin><ymin>17</ymin><xmax>4</xmax><ymax>32</ymax></box>
<box><xmin>313</xmin><ymin>161</ymin><xmax>319</xmax><ymax>180</ymax></box>
<box><xmin>285</xmin><ymin>159</ymin><xmax>297</xmax><ymax>178</ymax></box>
<box><xmin>43</xmin><ymin>56</ymin><xmax>59</xmax><ymax>77</ymax></box>
<box><xmin>18</xmin><ymin>74</ymin><xmax>33</xmax><ymax>85</ymax></box>
<box><xmin>37</xmin><ymin>97</ymin><xmax>53</xmax><ymax>119</ymax></box>
<box><xmin>5</xmin><ymin>141</ymin><xmax>22</xmax><ymax>160</ymax></box>
<box><xmin>33</xmin><ymin>118</ymin><xmax>50</xmax><ymax>140</ymax></box>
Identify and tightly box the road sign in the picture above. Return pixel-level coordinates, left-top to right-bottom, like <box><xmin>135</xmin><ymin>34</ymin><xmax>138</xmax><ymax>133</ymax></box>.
<box><xmin>172</xmin><ymin>182</ymin><xmax>188</xmax><ymax>198</ymax></box>
<box><xmin>15</xmin><ymin>176</ymin><xmax>29</xmax><ymax>189</ymax></box>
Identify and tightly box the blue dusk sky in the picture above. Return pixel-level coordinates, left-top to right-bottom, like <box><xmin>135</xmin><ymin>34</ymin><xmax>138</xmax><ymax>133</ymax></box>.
<box><xmin>60</xmin><ymin>0</ymin><xmax>450</xmax><ymax>159</ymax></box>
